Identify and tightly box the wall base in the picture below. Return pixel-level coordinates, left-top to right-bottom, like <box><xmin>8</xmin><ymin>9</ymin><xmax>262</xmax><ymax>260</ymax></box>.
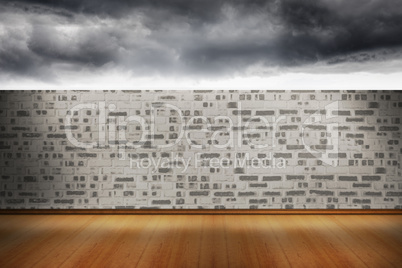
<box><xmin>1</xmin><ymin>209</ymin><xmax>401</xmax><ymax>215</ymax></box>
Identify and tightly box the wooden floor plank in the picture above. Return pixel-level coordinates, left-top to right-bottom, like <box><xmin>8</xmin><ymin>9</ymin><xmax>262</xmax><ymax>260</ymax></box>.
<box><xmin>0</xmin><ymin>215</ymin><xmax>401</xmax><ymax>268</ymax></box>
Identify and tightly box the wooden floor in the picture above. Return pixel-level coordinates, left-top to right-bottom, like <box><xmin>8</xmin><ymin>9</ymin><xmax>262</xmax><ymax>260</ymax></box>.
<box><xmin>0</xmin><ymin>215</ymin><xmax>401</xmax><ymax>268</ymax></box>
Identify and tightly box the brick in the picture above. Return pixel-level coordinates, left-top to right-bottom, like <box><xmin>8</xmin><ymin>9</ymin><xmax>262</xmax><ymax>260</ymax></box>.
<box><xmin>18</xmin><ymin>192</ymin><xmax>37</xmax><ymax>197</ymax></box>
<box><xmin>279</xmin><ymin>110</ymin><xmax>298</xmax><ymax>115</ymax></box>
<box><xmin>386</xmin><ymin>192</ymin><xmax>402</xmax><ymax>196</ymax></box>
<box><xmin>274</xmin><ymin>153</ymin><xmax>292</xmax><ymax>158</ymax></box>
<box><xmin>332</xmin><ymin>110</ymin><xmax>351</xmax><ymax>116</ymax></box>
<box><xmin>310</xmin><ymin>145</ymin><xmax>332</xmax><ymax>151</ymax></box>
<box><xmin>115</xmin><ymin>177</ymin><xmax>134</xmax><ymax>182</ymax></box>
<box><xmin>355</xmin><ymin>110</ymin><xmax>374</xmax><ymax>115</ymax></box>
<box><xmin>352</xmin><ymin>199</ymin><xmax>371</xmax><ymax>204</ymax></box>
<box><xmin>363</xmin><ymin>191</ymin><xmax>382</xmax><ymax>197</ymax></box>
<box><xmin>286</xmin><ymin>175</ymin><xmax>305</xmax><ymax>180</ymax></box>
<box><xmin>311</xmin><ymin>175</ymin><xmax>334</xmax><ymax>180</ymax></box>
<box><xmin>6</xmin><ymin>199</ymin><xmax>25</xmax><ymax>204</ymax></box>
<box><xmin>368</xmin><ymin>102</ymin><xmax>379</xmax><ymax>108</ymax></box>
<box><xmin>54</xmin><ymin>199</ymin><xmax>74</xmax><ymax>204</ymax></box>
<box><xmin>328</xmin><ymin>153</ymin><xmax>347</xmax><ymax>158</ymax></box>
<box><xmin>286</xmin><ymin>190</ymin><xmax>305</xmax><ymax>196</ymax></box>
<box><xmin>334</xmin><ymin>126</ymin><xmax>350</xmax><ymax>131</ymax></box>
<box><xmin>357</xmin><ymin>126</ymin><xmax>375</xmax><ymax>131</ymax></box>
<box><xmin>279</xmin><ymin>125</ymin><xmax>298</xmax><ymax>131</ymax></box>
<box><xmin>262</xmin><ymin>176</ymin><xmax>282</xmax><ymax>181</ymax></box>
<box><xmin>345</xmin><ymin>133</ymin><xmax>364</xmax><ymax>138</ymax></box>
<box><xmin>109</xmin><ymin>112</ymin><xmax>127</xmax><ymax>116</ymax></box>
<box><xmin>303</xmin><ymin>125</ymin><xmax>327</xmax><ymax>130</ymax></box>
<box><xmin>146</xmin><ymin>134</ymin><xmax>165</xmax><ymax>140</ymax></box>
<box><xmin>339</xmin><ymin>176</ymin><xmax>358</xmax><ymax>181</ymax></box>
<box><xmin>352</xmin><ymin>183</ymin><xmax>371</xmax><ymax>188</ymax></box>
<box><xmin>190</xmin><ymin>191</ymin><xmax>209</xmax><ymax>196</ymax></box>
<box><xmin>17</xmin><ymin>111</ymin><xmax>30</xmax><ymax>117</ymax></box>
<box><xmin>379</xmin><ymin>126</ymin><xmax>399</xmax><ymax>131</ymax></box>
<box><xmin>0</xmin><ymin>133</ymin><xmax>18</xmax><ymax>138</ymax></box>
<box><xmin>339</xmin><ymin>191</ymin><xmax>357</xmax><ymax>196</ymax></box>
<box><xmin>256</xmin><ymin>110</ymin><xmax>275</xmax><ymax>116</ymax></box>
<box><xmin>227</xmin><ymin>102</ymin><xmax>237</xmax><ymax>108</ymax></box>
<box><xmin>234</xmin><ymin>168</ymin><xmax>245</xmax><ymax>174</ymax></box>
<box><xmin>238</xmin><ymin>192</ymin><xmax>256</xmax><ymax>196</ymax></box>
<box><xmin>214</xmin><ymin>192</ymin><xmax>235</xmax><ymax>197</ymax></box>
<box><xmin>346</xmin><ymin>117</ymin><xmax>364</xmax><ymax>122</ymax></box>
<box><xmin>362</xmin><ymin>176</ymin><xmax>381</xmax><ymax>181</ymax></box>
<box><xmin>263</xmin><ymin>191</ymin><xmax>281</xmax><ymax>196</ymax></box>
<box><xmin>233</xmin><ymin>110</ymin><xmax>251</xmax><ymax>115</ymax></box>
<box><xmin>374</xmin><ymin>168</ymin><xmax>386</xmax><ymax>174</ymax></box>
<box><xmin>298</xmin><ymin>153</ymin><xmax>321</xmax><ymax>158</ymax></box>
<box><xmin>309</xmin><ymin>190</ymin><xmax>334</xmax><ymax>196</ymax></box>
<box><xmin>249</xmin><ymin>183</ymin><xmax>267</xmax><ymax>188</ymax></box>
<box><xmin>67</xmin><ymin>191</ymin><xmax>86</xmax><ymax>195</ymax></box>
<box><xmin>123</xmin><ymin>191</ymin><xmax>134</xmax><ymax>196</ymax></box>
<box><xmin>286</xmin><ymin>145</ymin><xmax>304</xmax><ymax>150</ymax></box>
<box><xmin>60</xmin><ymin>125</ymin><xmax>79</xmax><ymax>130</ymax></box>
<box><xmin>304</xmin><ymin>109</ymin><xmax>326</xmax><ymax>114</ymax></box>
<box><xmin>29</xmin><ymin>198</ymin><xmax>49</xmax><ymax>203</ymax></box>
<box><xmin>239</xmin><ymin>176</ymin><xmax>258</xmax><ymax>181</ymax></box>
<box><xmin>47</xmin><ymin>134</ymin><xmax>67</xmax><ymax>139</ymax></box>
<box><xmin>249</xmin><ymin>199</ymin><xmax>268</xmax><ymax>204</ymax></box>
<box><xmin>152</xmin><ymin>200</ymin><xmax>171</xmax><ymax>205</ymax></box>
<box><xmin>77</xmin><ymin>153</ymin><xmax>97</xmax><ymax>158</ymax></box>
<box><xmin>23</xmin><ymin>176</ymin><xmax>37</xmax><ymax>182</ymax></box>
<box><xmin>158</xmin><ymin>168</ymin><xmax>172</xmax><ymax>173</ymax></box>
<box><xmin>22</xmin><ymin>133</ymin><xmax>42</xmax><ymax>138</ymax></box>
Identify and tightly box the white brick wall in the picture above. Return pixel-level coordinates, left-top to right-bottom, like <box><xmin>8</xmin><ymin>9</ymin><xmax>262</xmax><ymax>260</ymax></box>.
<box><xmin>0</xmin><ymin>90</ymin><xmax>401</xmax><ymax>209</ymax></box>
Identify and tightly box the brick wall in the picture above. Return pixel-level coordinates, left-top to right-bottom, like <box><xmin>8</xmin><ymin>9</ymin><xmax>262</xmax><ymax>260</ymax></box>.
<box><xmin>0</xmin><ymin>90</ymin><xmax>401</xmax><ymax>209</ymax></box>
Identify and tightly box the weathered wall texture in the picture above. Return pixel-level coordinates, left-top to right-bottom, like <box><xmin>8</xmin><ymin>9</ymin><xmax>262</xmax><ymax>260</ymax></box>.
<box><xmin>0</xmin><ymin>90</ymin><xmax>401</xmax><ymax>209</ymax></box>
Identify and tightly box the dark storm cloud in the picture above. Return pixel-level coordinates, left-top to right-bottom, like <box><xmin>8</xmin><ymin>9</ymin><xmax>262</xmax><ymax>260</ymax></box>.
<box><xmin>184</xmin><ymin>0</ymin><xmax>402</xmax><ymax>69</ymax></box>
<box><xmin>27</xmin><ymin>25</ymin><xmax>117</xmax><ymax>66</ymax></box>
<box><xmin>4</xmin><ymin>0</ymin><xmax>229</xmax><ymax>22</ymax></box>
<box><xmin>1</xmin><ymin>0</ymin><xmax>402</xmax><ymax>80</ymax></box>
<box><xmin>278</xmin><ymin>0</ymin><xmax>402</xmax><ymax>57</ymax></box>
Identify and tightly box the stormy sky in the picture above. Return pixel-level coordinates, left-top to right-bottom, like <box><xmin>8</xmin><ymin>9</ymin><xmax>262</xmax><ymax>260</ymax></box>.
<box><xmin>1</xmin><ymin>0</ymin><xmax>402</xmax><ymax>89</ymax></box>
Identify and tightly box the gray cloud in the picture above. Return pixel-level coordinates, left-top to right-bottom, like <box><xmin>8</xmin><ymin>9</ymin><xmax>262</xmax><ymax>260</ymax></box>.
<box><xmin>27</xmin><ymin>25</ymin><xmax>118</xmax><ymax>67</ymax></box>
<box><xmin>1</xmin><ymin>0</ymin><xmax>402</xmax><ymax>81</ymax></box>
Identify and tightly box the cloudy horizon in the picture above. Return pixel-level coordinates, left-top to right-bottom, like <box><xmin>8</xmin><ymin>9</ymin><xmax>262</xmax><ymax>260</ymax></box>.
<box><xmin>1</xmin><ymin>0</ymin><xmax>402</xmax><ymax>89</ymax></box>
